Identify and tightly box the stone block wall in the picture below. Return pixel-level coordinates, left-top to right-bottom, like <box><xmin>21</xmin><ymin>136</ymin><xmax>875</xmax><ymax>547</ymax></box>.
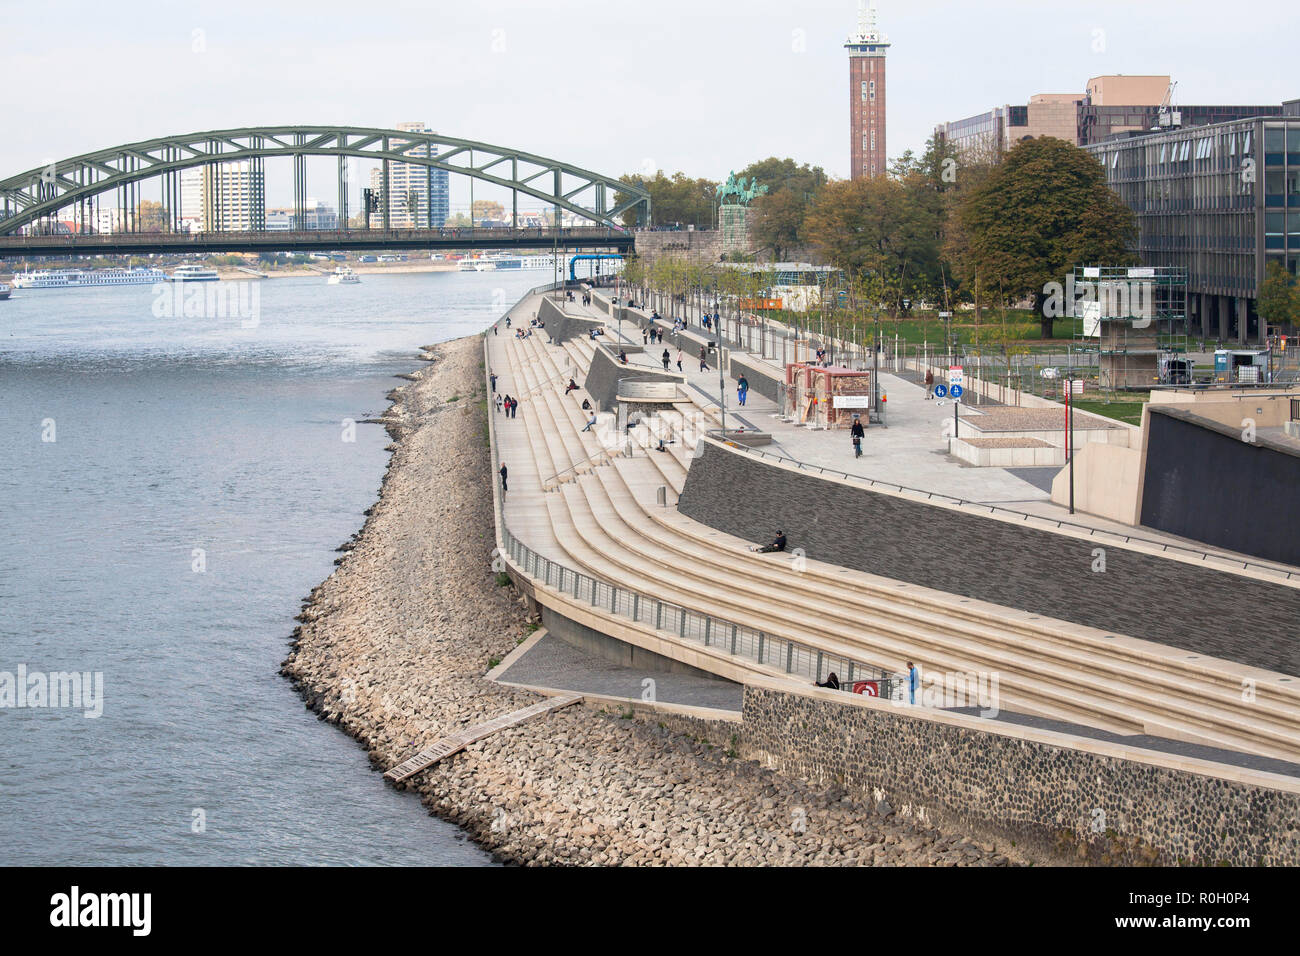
<box><xmin>677</xmin><ymin>439</ymin><xmax>1300</xmax><ymax>676</ymax></box>
<box><xmin>741</xmin><ymin>684</ymin><xmax>1300</xmax><ymax>866</ymax></box>
<box><xmin>632</xmin><ymin>229</ymin><xmax>725</xmax><ymax>264</ymax></box>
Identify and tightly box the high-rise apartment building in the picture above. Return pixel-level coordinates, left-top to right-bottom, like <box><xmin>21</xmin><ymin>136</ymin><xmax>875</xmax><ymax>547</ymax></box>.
<box><xmin>846</xmin><ymin>2</ymin><xmax>888</xmax><ymax>179</ymax></box>
<box><xmin>199</xmin><ymin>161</ymin><xmax>265</xmax><ymax>232</ymax></box>
<box><xmin>371</xmin><ymin>121</ymin><xmax>450</xmax><ymax>228</ymax></box>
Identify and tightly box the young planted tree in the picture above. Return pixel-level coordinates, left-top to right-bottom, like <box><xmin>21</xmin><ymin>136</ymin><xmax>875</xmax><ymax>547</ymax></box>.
<box><xmin>1258</xmin><ymin>260</ymin><xmax>1299</xmax><ymax>335</ymax></box>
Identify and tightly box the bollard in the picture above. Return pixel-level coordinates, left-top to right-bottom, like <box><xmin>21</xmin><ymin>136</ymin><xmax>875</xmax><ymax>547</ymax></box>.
<box><xmin>656</xmin><ymin>485</ymin><xmax>666</xmax><ymax>507</ymax></box>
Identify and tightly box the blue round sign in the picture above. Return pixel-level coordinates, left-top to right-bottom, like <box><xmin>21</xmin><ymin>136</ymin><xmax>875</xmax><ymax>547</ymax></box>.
<box><xmin>950</xmin><ymin>384</ymin><xmax>964</xmax><ymax>398</ymax></box>
<box><xmin>933</xmin><ymin>384</ymin><xmax>948</xmax><ymax>398</ymax></box>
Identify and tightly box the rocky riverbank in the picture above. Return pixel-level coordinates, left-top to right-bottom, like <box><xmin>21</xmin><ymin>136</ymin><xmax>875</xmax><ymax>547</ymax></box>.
<box><xmin>282</xmin><ymin>332</ymin><xmax>1030</xmax><ymax>866</ymax></box>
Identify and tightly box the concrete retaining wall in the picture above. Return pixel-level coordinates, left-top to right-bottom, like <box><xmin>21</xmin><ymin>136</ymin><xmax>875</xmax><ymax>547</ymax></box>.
<box><xmin>677</xmin><ymin>438</ymin><xmax>1300</xmax><ymax>675</ymax></box>
<box><xmin>1141</xmin><ymin>406</ymin><xmax>1300</xmax><ymax>567</ymax></box>
<box><xmin>540</xmin><ymin>297</ymin><xmax>597</xmax><ymax>345</ymax></box>
<box><xmin>1050</xmin><ymin>442</ymin><xmax>1142</xmax><ymax>524</ymax></box>
<box><xmin>741</xmin><ymin>682</ymin><xmax>1300</xmax><ymax>866</ymax></box>
<box><xmin>584</xmin><ymin>345</ymin><xmax>685</xmax><ymax>413</ymax></box>
<box><xmin>728</xmin><ymin>354</ymin><xmax>783</xmax><ymax>403</ymax></box>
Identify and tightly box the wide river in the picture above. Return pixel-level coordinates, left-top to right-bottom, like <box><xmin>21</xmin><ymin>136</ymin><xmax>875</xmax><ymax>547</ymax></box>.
<box><xmin>0</xmin><ymin>268</ymin><xmax>547</xmax><ymax>865</ymax></box>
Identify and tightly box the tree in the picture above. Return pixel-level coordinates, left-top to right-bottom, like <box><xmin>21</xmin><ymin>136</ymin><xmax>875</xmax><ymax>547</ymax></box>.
<box><xmin>472</xmin><ymin>200</ymin><xmax>506</xmax><ymax>223</ymax></box>
<box><xmin>136</xmin><ymin>200</ymin><xmax>170</xmax><ymax>233</ymax></box>
<box><xmin>960</xmin><ymin>136</ymin><xmax>1136</xmax><ymax>339</ymax></box>
<box><xmin>735</xmin><ymin>157</ymin><xmax>828</xmax><ymax>261</ymax></box>
<box><xmin>803</xmin><ymin>176</ymin><xmax>941</xmax><ymax>315</ymax></box>
<box><xmin>616</xmin><ymin>171</ymin><xmax>717</xmax><ymax>228</ymax></box>
<box><xmin>750</xmin><ymin>189</ymin><xmax>806</xmax><ymax>261</ymax></box>
<box><xmin>1258</xmin><ymin>261</ymin><xmax>1299</xmax><ymax>335</ymax></box>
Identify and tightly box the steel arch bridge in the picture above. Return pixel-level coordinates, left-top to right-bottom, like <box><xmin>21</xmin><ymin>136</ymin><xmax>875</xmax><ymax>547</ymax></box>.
<box><xmin>0</xmin><ymin>126</ymin><xmax>651</xmax><ymax>238</ymax></box>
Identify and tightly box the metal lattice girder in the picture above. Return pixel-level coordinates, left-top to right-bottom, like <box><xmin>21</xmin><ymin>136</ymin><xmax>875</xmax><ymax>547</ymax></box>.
<box><xmin>0</xmin><ymin>126</ymin><xmax>651</xmax><ymax>234</ymax></box>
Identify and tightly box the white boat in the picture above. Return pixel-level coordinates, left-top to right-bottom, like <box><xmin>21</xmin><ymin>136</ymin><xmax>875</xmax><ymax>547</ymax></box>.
<box><xmin>169</xmin><ymin>265</ymin><xmax>221</xmax><ymax>282</ymax></box>
<box><xmin>327</xmin><ymin>266</ymin><xmax>361</xmax><ymax>285</ymax></box>
<box><xmin>459</xmin><ymin>254</ymin><xmax>557</xmax><ymax>272</ymax></box>
<box><xmin>11</xmin><ymin>267</ymin><xmax>168</xmax><ymax>288</ymax></box>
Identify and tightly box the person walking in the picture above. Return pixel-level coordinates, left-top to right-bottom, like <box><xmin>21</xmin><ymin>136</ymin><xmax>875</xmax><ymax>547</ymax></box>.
<box><xmin>924</xmin><ymin>368</ymin><xmax>935</xmax><ymax>400</ymax></box>
<box><xmin>499</xmin><ymin>462</ymin><xmax>508</xmax><ymax>492</ymax></box>
<box><xmin>490</xmin><ymin>372</ymin><xmax>498</xmax><ymax>392</ymax></box>
<box><xmin>661</xmin><ymin>348</ymin><xmax>670</xmax><ymax>370</ymax></box>
<box><xmin>907</xmin><ymin>661</ymin><xmax>919</xmax><ymax>706</ymax></box>
<box><xmin>737</xmin><ymin>375</ymin><xmax>749</xmax><ymax>407</ymax></box>
<box><xmin>676</xmin><ymin>350</ymin><xmax>683</xmax><ymax>372</ymax></box>
<box><xmin>494</xmin><ymin>394</ymin><xmax>503</xmax><ymax>414</ymax></box>
<box><xmin>699</xmin><ymin>346</ymin><xmax>709</xmax><ymax>372</ymax></box>
<box><xmin>850</xmin><ymin>416</ymin><xmax>864</xmax><ymax>458</ymax></box>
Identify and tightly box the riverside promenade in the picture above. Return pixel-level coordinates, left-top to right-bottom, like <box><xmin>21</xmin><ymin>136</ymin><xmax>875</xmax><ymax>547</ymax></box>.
<box><xmin>480</xmin><ymin>281</ymin><xmax>1300</xmax><ymax>865</ymax></box>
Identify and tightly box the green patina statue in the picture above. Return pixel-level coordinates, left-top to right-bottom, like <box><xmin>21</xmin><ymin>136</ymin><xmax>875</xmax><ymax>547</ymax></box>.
<box><xmin>718</xmin><ymin>172</ymin><xmax>768</xmax><ymax>207</ymax></box>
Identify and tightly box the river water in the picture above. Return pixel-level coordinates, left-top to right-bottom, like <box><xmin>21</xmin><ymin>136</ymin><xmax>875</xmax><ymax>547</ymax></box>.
<box><xmin>0</xmin><ymin>268</ymin><xmax>544</xmax><ymax>865</ymax></box>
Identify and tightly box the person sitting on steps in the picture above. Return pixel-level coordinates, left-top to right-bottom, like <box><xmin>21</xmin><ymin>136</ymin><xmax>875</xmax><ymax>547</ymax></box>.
<box><xmin>751</xmin><ymin>529</ymin><xmax>787</xmax><ymax>554</ymax></box>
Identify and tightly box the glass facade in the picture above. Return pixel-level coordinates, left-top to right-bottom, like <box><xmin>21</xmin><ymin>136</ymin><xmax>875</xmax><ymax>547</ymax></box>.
<box><xmin>1086</xmin><ymin>117</ymin><xmax>1300</xmax><ymax>341</ymax></box>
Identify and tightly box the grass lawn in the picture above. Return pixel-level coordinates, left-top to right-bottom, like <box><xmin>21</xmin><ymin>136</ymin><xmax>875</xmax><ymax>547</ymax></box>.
<box><xmin>762</xmin><ymin>309</ymin><xmax>1083</xmax><ymax>347</ymax></box>
<box><xmin>1072</xmin><ymin>396</ymin><xmax>1149</xmax><ymax>426</ymax></box>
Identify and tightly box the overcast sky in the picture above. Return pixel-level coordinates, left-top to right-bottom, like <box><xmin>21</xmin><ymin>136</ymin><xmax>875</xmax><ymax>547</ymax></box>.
<box><xmin>2</xmin><ymin>0</ymin><xmax>1296</xmax><ymax>209</ymax></box>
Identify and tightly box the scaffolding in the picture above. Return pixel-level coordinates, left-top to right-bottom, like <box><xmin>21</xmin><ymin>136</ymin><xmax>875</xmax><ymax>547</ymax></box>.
<box><xmin>1071</xmin><ymin>265</ymin><xmax>1188</xmax><ymax>398</ymax></box>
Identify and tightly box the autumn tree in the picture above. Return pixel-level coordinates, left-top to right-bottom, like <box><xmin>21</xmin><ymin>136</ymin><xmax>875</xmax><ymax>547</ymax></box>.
<box><xmin>959</xmin><ymin>136</ymin><xmax>1135</xmax><ymax>338</ymax></box>
<box><xmin>1258</xmin><ymin>260</ymin><xmax>1299</xmax><ymax>335</ymax></box>
<box><xmin>616</xmin><ymin>171</ymin><xmax>717</xmax><ymax>228</ymax></box>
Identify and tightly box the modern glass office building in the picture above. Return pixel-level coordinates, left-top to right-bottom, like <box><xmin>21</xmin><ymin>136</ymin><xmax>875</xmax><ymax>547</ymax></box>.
<box><xmin>1084</xmin><ymin>103</ymin><xmax>1300</xmax><ymax>345</ymax></box>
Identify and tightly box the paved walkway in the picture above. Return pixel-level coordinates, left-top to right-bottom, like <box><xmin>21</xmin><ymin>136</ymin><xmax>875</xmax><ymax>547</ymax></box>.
<box><xmin>611</xmin><ymin>294</ymin><xmax>1300</xmax><ymax>576</ymax></box>
<box><xmin>495</xmin><ymin>632</ymin><xmax>743</xmax><ymax>711</ymax></box>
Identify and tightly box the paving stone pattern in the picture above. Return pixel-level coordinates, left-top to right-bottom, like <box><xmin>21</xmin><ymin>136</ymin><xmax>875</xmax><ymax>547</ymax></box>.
<box><xmin>678</xmin><ymin>440</ymin><xmax>1300</xmax><ymax>676</ymax></box>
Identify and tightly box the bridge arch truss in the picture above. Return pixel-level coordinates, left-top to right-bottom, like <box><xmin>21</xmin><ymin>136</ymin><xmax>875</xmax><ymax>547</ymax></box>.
<box><xmin>0</xmin><ymin>126</ymin><xmax>651</xmax><ymax>235</ymax></box>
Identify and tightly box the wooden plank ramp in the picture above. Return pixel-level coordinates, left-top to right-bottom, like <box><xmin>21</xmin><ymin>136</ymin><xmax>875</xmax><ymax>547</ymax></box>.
<box><xmin>383</xmin><ymin>693</ymin><xmax>583</xmax><ymax>783</ymax></box>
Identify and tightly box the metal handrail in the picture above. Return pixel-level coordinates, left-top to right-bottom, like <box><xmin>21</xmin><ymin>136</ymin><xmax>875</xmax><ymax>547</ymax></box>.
<box><xmin>483</xmin><ymin>293</ymin><xmax>895</xmax><ymax>692</ymax></box>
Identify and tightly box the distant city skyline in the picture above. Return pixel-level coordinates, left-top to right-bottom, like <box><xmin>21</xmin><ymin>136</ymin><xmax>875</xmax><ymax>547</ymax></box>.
<box><xmin>2</xmin><ymin>0</ymin><xmax>1297</xmax><ymax>202</ymax></box>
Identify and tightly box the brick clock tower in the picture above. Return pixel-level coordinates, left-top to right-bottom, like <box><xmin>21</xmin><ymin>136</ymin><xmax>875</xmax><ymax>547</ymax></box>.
<box><xmin>846</xmin><ymin>1</ymin><xmax>889</xmax><ymax>179</ymax></box>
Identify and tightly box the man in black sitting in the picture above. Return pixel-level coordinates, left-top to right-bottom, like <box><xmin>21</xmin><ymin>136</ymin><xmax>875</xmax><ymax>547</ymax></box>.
<box><xmin>565</xmin><ymin>378</ymin><xmax>579</xmax><ymax>393</ymax></box>
<box><xmin>751</xmin><ymin>529</ymin><xmax>787</xmax><ymax>553</ymax></box>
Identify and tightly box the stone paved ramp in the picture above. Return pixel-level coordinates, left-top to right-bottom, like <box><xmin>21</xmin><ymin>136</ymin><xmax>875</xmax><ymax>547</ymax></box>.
<box><xmin>496</xmin><ymin>632</ymin><xmax>743</xmax><ymax>711</ymax></box>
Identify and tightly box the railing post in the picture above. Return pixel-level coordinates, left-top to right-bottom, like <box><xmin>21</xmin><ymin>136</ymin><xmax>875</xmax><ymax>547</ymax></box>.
<box><xmin>816</xmin><ymin>650</ymin><xmax>823</xmax><ymax>682</ymax></box>
<box><xmin>786</xmin><ymin>643</ymin><xmax>794</xmax><ymax>673</ymax></box>
<box><xmin>757</xmin><ymin>633</ymin><xmax>765</xmax><ymax>664</ymax></box>
<box><xmin>655</xmin><ymin>601</ymin><xmax>663</xmax><ymax>630</ymax></box>
<box><xmin>703</xmin><ymin>617</ymin><xmax>711</xmax><ymax>647</ymax></box>
<box><xmin>632</xmin><ymin>593</ymin><xmax>640</xmax><ymax>622</ymax></box>
<box><xmin>730</xmin><ymin>624</ymin><xmax>737</xmax><ymax>656</ymax></box>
